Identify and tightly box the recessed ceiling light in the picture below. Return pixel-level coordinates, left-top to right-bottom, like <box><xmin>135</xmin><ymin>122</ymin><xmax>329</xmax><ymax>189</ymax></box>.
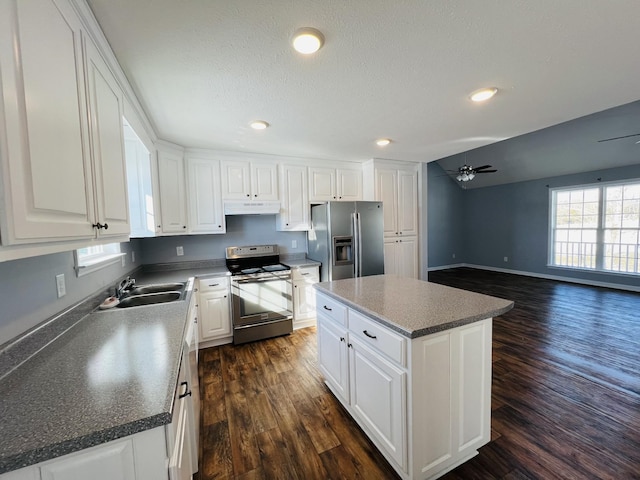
<box><xmin>469</xmin><ymin>87</ymin><xmax>498</xmax><ymax>102</ymax></box>
<box><xmin>250</xmin><ymin>120</ymin><xmax>269</xmax><ymax>130</ymax></box>
<box><xmin>292</xmin><ymin>27</ymin><xmax>324</xmax><ymax>54</ymax></box>
<box><xmin>376</xmin><ymin>138</ymin><xmax>391</xmax><ymax>147</ymax></box>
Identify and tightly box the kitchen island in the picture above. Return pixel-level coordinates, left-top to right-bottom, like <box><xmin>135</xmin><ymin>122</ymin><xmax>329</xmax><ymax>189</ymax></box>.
<box><xmin>314</xmin><ymin>275</ymin><xmax>514</xmax><ymax>480</ymax></box>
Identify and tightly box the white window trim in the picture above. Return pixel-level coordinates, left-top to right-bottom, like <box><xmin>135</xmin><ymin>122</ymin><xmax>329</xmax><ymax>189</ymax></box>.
<box><xmin>74</xmin><ymin>248</ymin><xmax>126</xmax><ymax>277</ymax></box>
<box><xmin>548</xmin><ymin>178</ymin><xmax>640</xmax><ymax>276</ymax></box>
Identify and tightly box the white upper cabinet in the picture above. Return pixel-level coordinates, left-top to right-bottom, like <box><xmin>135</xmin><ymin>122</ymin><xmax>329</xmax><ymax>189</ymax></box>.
<box><xmin>186</xmin><ymin>155</ymin><xmax>225</xmax><ymax>234</ymax></box>
<box><xmin>0</xmin><ymin>0</ymin><xmax>130</xmax><ymax>247</ymax></box>
<box><xmin>84</xmin><ymin>33</ymin><xmax>129</xmax><ymax>237</ymax></box>
<box><xmin>277</xmin><ymin>164</ymin><xmax>309</xmax><ymax>231</ymax></box>
<box><xmin>220</xmin><ymin>159</ymin><xmax>278</xmax><ymax>200</ymax></box>
<box><xmin>309</xmin><ymin>166</ymin><xmax>362</xmax><ymax>202</ymax></box>
<box><xmin>156</xmin><ymin>147</ymin><xmax>188</xmax><ymax>234</ymax></box>
<box><xmin>124</xmin><ymin>121</ymin><xmax>155</xmax><ymax>238</ymax></box>
<box><xmin>0</xmin><ymin>0</ymin><xmax>94</xmax><ymax>243</ymax></box>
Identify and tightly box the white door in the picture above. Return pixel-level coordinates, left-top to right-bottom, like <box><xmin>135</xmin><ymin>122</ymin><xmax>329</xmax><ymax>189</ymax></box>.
<box><xmin>349</xmin><ymin>337</ymin><xmax>406</xmax><ymax>469</ymax></box>
<box><xmin>397</xmin><ymin>169</ymin><xmax>418</xmax><ymax>236</ymax></box>
<box><xmin>84</xmin><ymin>34</ymin><xmax>129</xmax><ymax>237</ymax></box>
<box><xmin>279</xmin><ymin>165</ymin><xmax>309</xmax><ymax>230</ymax></box>
<box><xmin>221</xmin><ymin>160</ymin><xmax>251</xmax><ymax>199</ymax></box>
<box><xmin>251</xmin><ymin>162</ymin><xmax>279</xmax><ymax>200</ymax></box>
<box><xmin>157</xmin><ymin>150</ymin><xmax>188</xmax><ymax>234</ymax></box>
<box><xmin>0</xmin><ymin>0</ymin><xmax>95</xmax><ymax>243</ymax></box>
<box><xmin>317</xmin><ymin>316</ymin><xmax>349</xmax><ymax>402</ymax></box>
<box><xmin>187</xmin><ymin>157</ymin><xmax>225</xmax><ymax>234</ymax></box>
<box><xmin>309</xmin><ymin>167</ymin><xmax>336</xmax><ymax>202</ymax></box>
<box><xmin>337</xmin><ymin>169</ymin><xmax>363</xmax><ymax>201</ymax></box>
<box><xmin>375</xmin><ymin>168</ymin><xmax>398</xmax><ymax>237</ymax></box>
<box><xmin>199</xmin><ymin>292</ymin><xmax>231</xmax><ymax>340</ymax></box>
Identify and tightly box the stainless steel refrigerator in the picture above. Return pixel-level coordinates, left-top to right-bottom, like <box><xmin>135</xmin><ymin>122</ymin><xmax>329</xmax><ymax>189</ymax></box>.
<box><xmin>307</xmin><ymin>201</ymin><xmax>384</xmax><ymax>282</ymax></box>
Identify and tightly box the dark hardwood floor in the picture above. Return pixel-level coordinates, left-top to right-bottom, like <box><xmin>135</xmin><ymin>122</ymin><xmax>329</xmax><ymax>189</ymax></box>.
<box><xmin>197</xmin><ymin>268</ymin><xmax>640</xmax><ymax>479</ymax></box>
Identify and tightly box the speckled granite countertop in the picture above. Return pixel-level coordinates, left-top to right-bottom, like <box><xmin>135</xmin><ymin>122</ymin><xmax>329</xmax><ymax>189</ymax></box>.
<box><xmin>282</xmin><ymin>258</ymin><xmax>321</xmax><ymax>268</ymax></box>
<box><xmin>315</xmin><ymin>275</ymin><xmax>514</xmax><ymax>338</ymax></box>
<box><xmin>0</xmin><ymin>264</ymin><xmax>231</xmax><ymax>475</ymax></box>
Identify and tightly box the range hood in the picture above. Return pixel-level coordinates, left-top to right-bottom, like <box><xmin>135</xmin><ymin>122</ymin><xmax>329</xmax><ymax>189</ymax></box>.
<box><xmin>224</xmin><ymin>200</ymin><xmax>281</xmax><ymax>215</ymax></box>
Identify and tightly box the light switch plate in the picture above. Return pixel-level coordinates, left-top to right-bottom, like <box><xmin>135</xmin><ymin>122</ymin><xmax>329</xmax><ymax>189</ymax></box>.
<box><xmin>55</xmin><ymin>274</ymin><xmax>66</xmax><ymax>298</ymax></box>
<box><xmin>292</xmin><ymin>240</ymin><xmax>297</xmax><ymax>249</ymax></box>
<box><xmin>176</xmin><ymin>246</ymin><xmax>184</xmax><ymax>256</ymax></box>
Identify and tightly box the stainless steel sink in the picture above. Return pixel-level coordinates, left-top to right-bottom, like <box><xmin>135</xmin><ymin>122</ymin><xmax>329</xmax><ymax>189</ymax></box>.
<box><xmin>117</xmin><ymin>291</ymin><xmax>182</xmax><ymax>308</ymax></box>
<box><xmin>128</xmin><ymin>282</ymin><xmax>185</xmax><ymax>296</ymax></box>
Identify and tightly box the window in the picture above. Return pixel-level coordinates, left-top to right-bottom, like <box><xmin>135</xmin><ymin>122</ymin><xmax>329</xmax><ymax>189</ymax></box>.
<box><xmin>550</xmin><ymin>181</ymin><xmax>640</xmax><ymax>275</ymax></box>
<box><xmin>75</xmin><ymin>243</ymin><xmax>124</xmax><ymax>276</ymax></box>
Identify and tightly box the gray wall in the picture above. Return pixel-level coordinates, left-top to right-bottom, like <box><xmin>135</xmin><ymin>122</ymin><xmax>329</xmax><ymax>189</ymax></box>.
<box><xmin>425</xmin><ymin>162</ymin><xmax>466</xmax><ymax>267</ymax></box>
<box><xmin>139</xmin><ymin>215</ymin><xmax>307</xmax><ymax>264</ymax></box>
<box><xmin>0</xmin><ymin>240</ymin><xmax>143</xmax><ymax>345</ymax></box>
<box><xmin>427</xmin><ymin>162</ymin><xmax>640</xmax><ymax>289</ymax></box>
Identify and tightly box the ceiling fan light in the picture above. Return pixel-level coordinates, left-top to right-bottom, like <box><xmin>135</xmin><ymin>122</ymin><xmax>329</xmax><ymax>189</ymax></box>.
<box><xmin>467</xmin><ymin>173</ymin><xmax>475</xmax><ymax>180</ymax></box>
<box><xmin>469</xmin><ymin>87</ymin><xmax>498</xmax><ymax>102</ymax></box>
<box><xmin>456</xmin><ymin>174</ymin><xmax>463</xmax><ymax>181</ymax></box>
<box><xmin>292</xmin><ymin>28</ymin><xmax>324</xmax><ymax>54</ymax></box>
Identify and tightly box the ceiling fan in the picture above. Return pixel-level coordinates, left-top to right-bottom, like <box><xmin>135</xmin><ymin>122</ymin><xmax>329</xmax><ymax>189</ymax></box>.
<box><xmin>448</xmin><ymin>164</ymin><xmax>498</xmax><ymax>182</ymax></box>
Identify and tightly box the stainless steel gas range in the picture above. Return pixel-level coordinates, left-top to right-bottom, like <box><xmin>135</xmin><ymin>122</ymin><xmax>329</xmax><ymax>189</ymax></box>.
<box><xmin>226</xmin><ymin>245</ymin><xmax>293</xmax><ymax>344</ymax></box>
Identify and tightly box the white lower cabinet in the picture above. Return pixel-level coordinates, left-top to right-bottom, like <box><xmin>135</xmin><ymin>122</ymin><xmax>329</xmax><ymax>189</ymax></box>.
<box><xmin>197</xmin><ymin>276</ymin><xmax>232</xmax><ymax>345</ymax></box>
<box><xmin>384</xmin><ymin>236</ymin><xmax>419</xmax><ymax>278</ymax></box>
<box><xmin>316</xmin><ymin>292</ymin><xmax>492</xmax><ymax>479</ymax></box>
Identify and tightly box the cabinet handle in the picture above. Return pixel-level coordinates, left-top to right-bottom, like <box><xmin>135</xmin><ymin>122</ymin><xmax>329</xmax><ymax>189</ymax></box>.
<box><xmin>323</xmin><ymin>305</ymin><xmax>332</xmax><ymax>311</ymax></box>
<box><xmin>209</xmin><ymin>283</ymin><xmax>220</xmax><ymax>287</ymax></box>
<box><xmin>301</xmin><ymin>272</ymin><xmax>309</xmax><ymax>276</ymax></box>
<box><xmin>347</xmin><ymin>343</ymin><xmax>353</xmax><ymax>348</ymax></box>
<box><xmin>339</xmin><ymin>337</ymin><xmax>345</xmax><ymax>342</ymax></box>
<box><xmin>363</xmin><ymin>330</ymin><xmax>377</xmax><ymax>339</ymax></box>
<box><xmin>178</xmin><ymin>381</ymin><xmax>192</xmax><ymax>398</ymax></box>
<box><xmin>92</xmin><ymin>222</ymin><xmax>108</xmax><ymax>230</ymax></box>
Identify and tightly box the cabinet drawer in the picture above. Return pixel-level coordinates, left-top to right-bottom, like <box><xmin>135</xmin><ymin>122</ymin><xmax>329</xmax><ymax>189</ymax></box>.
<box><xmin>198</xmin><ymin>276</ymin><xmax>229</xmax><ymax>293</ymax></box>
<box><xmin>291</xmin><ymin>266</ymin><xmax>319</xmax><ymax>281</ymax></box>
<box><xmin>316</xmin><ymin>292</ymin><xmax>347</xmax><ymax>326</ymax></box>
<box><xmin>348</xmin><ymin>309</ymin><xmax>406</xmax><ymax>366</ymax></box>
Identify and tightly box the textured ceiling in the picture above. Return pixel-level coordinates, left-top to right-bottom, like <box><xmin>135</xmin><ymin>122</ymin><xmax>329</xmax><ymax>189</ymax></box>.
<box><xmin>86</xmin><ymin>0</ymin><xmax>640</xmax><ymax>185</ymax></box>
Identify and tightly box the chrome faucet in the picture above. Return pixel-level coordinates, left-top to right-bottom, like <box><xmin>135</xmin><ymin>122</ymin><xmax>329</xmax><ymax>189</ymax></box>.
<box><xmin>116</xmin><ymin>276</ymin><xmax>135</xmax><ymax>299</ymax></box>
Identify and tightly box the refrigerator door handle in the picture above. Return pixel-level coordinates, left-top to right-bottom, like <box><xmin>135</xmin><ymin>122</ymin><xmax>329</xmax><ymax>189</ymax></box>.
<box><xmin>354</xmin><ymin>212</ymin><xmax>362</xmax><ymax>277</ymax></box>
<box><xmin>351</xmin><ymin>212</ymin><xmax>358</xmax><ymax>277</ymax></box>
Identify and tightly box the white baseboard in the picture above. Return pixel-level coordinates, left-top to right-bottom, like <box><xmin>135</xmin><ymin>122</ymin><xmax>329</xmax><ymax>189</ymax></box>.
<box><xmin>429</xmin><ymin>263</ymin><xmax>640</xmax><ymax>293</ymax></box>
<box><xmin>427</xmin><ymin>263</ymin><xmax>466</xmax><ymax>272</ymax></box>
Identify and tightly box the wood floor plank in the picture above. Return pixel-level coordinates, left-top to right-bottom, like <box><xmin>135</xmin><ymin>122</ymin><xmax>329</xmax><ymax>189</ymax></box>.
<box><xmin>254</xmin><ymin>428</ymin><xmax>299</xmax><ymax>480</ymax></box>
<box><xmin>199</xmin><ymin>421</ymin><xmax>234</xmax><ymax>479</ymax></box>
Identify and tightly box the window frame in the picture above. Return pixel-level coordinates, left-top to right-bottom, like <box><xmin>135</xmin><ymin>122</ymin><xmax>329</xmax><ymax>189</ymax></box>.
<box><xmin>548</xmin><ymin>179</ymin><xmax>640</xmax><ymax>276</ymax></box>
<box><xmin>74</xmin><ymin>243</ymin><xmax>125</xmax><ymax>277</ymax></box>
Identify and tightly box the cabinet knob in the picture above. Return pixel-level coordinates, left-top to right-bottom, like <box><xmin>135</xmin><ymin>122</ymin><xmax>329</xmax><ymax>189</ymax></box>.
<box><xmin>157</xmin><ymin>225</ymin><xmax>161</xmax><ymax>229</ymax></box>
<box><xmin>224</xmin><ymin>295</ymin><xmax>227</xmax><ymax>298</ymax></box>
<box><xmin>246</xmin><ymin>194</ymin><xmax>250</xmax><ymax>197</ymax></box>
<box><xmin>254</xmin><ymin>194</ymin><xmax>257</xmax><ymax>197</ymax></box>
<box><xmin>340</xmin><ymin>337</ymin><xmax>345</xmax><ymax>342</ymax></box>
<box><xmin>347</xmin><ymin>343</ymin><xmax>353</xmax><ymax>348</ymax></box>
<box><xmin>218</xmin><ymin>225</ymin><xmax>222</xmax><ymax>228</ymax></box>
<box><xmin>183</xmin><ymin>225</ymin><xmax>186</xmax><ymax>229</ymax></box>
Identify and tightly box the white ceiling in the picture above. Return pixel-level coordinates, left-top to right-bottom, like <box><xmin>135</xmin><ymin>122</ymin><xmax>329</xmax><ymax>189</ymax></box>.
<box><xmin>87</xmin><ymin>0</ymin><xmax>640</xmax><ymax>180</ymax></box>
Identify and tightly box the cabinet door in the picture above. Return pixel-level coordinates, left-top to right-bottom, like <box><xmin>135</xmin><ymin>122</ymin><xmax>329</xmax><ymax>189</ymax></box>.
<box><xmin>157</xmin><ymin>150</ymin><xmax>187</xmax><ymax>234</ymax></box>
<box><xmin>251</xmin><ymin>162</ymin><xmax>278</xmax><ymax>200</ymax></box>
<box><xmin>397</xmin><ymin>236</ymin><xmax>418</xmax><ymax>279</ymax></box>
<box><xmin>337</xmin><ymin>169</ymin><xmax>363</xmax><ymax>201</ymax></box>
<box><xmin>349</xmin><ymin>337</ymin><xmax>406</xmax><ymax>469</ymax></box>
<box><xmin>84</xmin><ymin>35</ymin><xmax>129</xmax><ymax>237</ymax></box>
<box><xmin>383</xmin><ymin>239</ymin><xmax>398</xmax><ymax>276</ymax></box>
<box><xmin>0</xmin><ymin>0</ymin><xmax>95</xmax><ymax>243</ymax></box>
<box><xmin>317</xmin><ymin>315</ymin><xmax>349</xmax><ymax>402</ymax></box>
<box><xmin>40</xmin><ymin>440</ymin><xmax>136</xmax><ymax>480</ymax></box>
<box><xmin>397</xmin><ymin>169</ymin><xmax>418</xmax><ymax>236</ymax></box>
<box><xmin>199</xmin><ymin>291</ymin><xmax>231</xmax><ymax>340</ymax></box>
<box><xmin>278</xmin><ymin>165</ymin><xmax>309</xmax><ymax>231</ymax></box>
<box><xmin>293</xmin><ymin>279</ymin><xmax>317</xmax><ymax>321</ymax></box>
<box><xmin>375</xmin><ymin>169</ymin><xmax>399</xmax><ymax>237</ymax></box>
<box><xmin>221</xmin><ymin>160</ymin><xmax>251</xmax><ymax>199</ymax></box>
<box><xmin>124</xmin><ymin>124</ymin><xmax>155</xmax><ymax>238</ymax></box>
<box><xmin>309</xmin><ymin>167</ymin><xmax>336</xmax><ymax>202</ymax></box>
<box><xmin>187</xmin><ymin>157</ymin><xmax>225</xmax><ymax>234</ymax></box>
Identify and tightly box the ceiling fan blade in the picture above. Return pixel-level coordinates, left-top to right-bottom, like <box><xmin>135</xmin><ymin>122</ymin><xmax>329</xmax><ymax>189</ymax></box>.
<box><xmin>475</xmin><ymin>169</ymin><xmax>497</xmax><ymax>173</ymax></box>
<box><xmin>473</xmin><ymin>165</ymin><xmax>493</xmax><ymax>171</ymax></box>
<box><xmin>597</xmin><ymin>133</ymin><xmax>640</xmax><ymax>143</ymax></box>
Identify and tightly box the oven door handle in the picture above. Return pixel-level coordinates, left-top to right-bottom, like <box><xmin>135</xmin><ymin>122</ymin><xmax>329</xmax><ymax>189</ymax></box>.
<box><xmin>234</xmin><ymin>277</ymin><xmax>290</xmax><ymax>284</ymax></box>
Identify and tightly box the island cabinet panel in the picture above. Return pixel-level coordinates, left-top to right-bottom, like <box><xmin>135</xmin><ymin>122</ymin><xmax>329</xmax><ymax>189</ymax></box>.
<box><xmin>316</xmin><ymin>288</ymin><xmax>494</xmax><ymax>480</ymax></box>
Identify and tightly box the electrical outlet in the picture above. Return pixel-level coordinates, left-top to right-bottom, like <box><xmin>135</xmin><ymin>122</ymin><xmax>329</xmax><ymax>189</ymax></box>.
<box><xmin>504</xmin><ymin>256</ymin><xmax>508</xmax><ymax>262</ymax></box>
<box><xmin>55</xmin><ymin>274</ymin><xmax>66</xmax><ymax>298</ymax></box>
<box><xmin>121</xmin><ymin>256</ymin><xmax>126</xmax><ymax>267</ymax></box>
<box><xmin>292</xmin><ymin>240</ymin><xmax>297</xmax><ymax>249</ymax></box>
<box><xmin>131</xmin><ymin>251</ymin><xmax>136</xmax><ymax>263</ymax></box>
<box><xmin>176</xmin><ymin>246</ymin><xmax>184</xmax><ymax>256</ymax></box>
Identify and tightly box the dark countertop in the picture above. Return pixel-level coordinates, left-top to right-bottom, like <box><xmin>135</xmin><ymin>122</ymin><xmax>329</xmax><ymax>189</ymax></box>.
<box><xmin>0</xmin><ymin>265</ymin><xmax>231</xmax><ymax>474</ymax></box>
<box><xmin>315</xmin><ymin>275</ymin><xmax>514</xmax><ymax>338</ymax></box>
